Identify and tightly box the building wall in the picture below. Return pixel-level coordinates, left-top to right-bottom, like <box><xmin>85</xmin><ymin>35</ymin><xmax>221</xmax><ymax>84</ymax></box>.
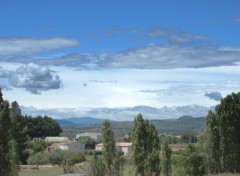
<box><xmin>96</xmin><ymin>145</ymin><xmax>132</xmax><ymax>156</ymax></box>
<box><xmin>60</xmin><ymin>142</ymin><xmax>85</xmax><ymax>153</ymax></box>
<box><xmin>45</xmin><ymin>137</ymin><xmax>69</xmax><ymax>143</ymax></box>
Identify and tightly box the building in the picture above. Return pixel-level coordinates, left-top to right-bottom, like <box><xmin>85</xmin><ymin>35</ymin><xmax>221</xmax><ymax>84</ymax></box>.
<box><xmin>47</xmin><ymin>141</ymin><xmax>85</xmax><ymax>153</ymax></box>
<box><xmin>45</xmin><ymin>136</ymin><xmax>69</xmax><ymax>143</ymax></box>
<box><xmin>76</xmin><ymin>132</ymin><xmax>102</xmax><ymax>141</ymax></box>
<box><xmin>95</xmin><ymin>142</ymin><xmax>132</xmax><ymax>156</ymax></box>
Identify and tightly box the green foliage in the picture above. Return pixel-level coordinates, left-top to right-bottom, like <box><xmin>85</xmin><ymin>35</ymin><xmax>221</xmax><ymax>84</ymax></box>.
<box><xmin>10</xmin><ymin>101</ymin><xmax>28</xmax><ymax>165</ymax></box>
<box><xmin>101</xmin><ymin>120</ymin><xmax>116</xmax><ymax>175</ymax></box>
<box><xmin>100</xmin><ymin>119</ymin><xmax>124</xmax><ymax>176</ymax></box>
<box><xmin>182</xmin><ymin>144</ymin><xmax>206</xmax><ymax>176</ymax></box>
<box><xmin>161</xmin><ymin>140</ymin><xmax>172</xmax><ymax>176</ymax></box>
<box><xmin>47</xmin><ymin>150</ymin><xmax>65</xmax><ymax>166</ymax></box>
<box><xmin>205</xmin><ymin>92</ymin><xmax>240</xmax><ymax>173</ymax></box>
<box><xmin>172</xmin><ymin>154</ymin><xmax>187</xmax><ymax>176</ymax></box>
<box><xmin>180</xmin><ymin>131</ymin><xmax>197</xmax><ymax>143</ymax></box>
<box><xmin>69</xmin><ymin>152</ymin><xmax>86</xmax><ymax>165</ymax></box>
<box><xmin>131</xmin><ymin>113</ymin><xmax>160</xmax><ymax>176</ymax></box>
<box><xmin>84</xmin><ymin>150</ymin><xmax>102</xmax><ymax>155</ymax></box>
<box><xmin>24</xmin><ymin>115</ymin><xmax>62</xmax><ymax>138</ymax></box>
<box><xmin>27</xmin><ymin>152</ymin><xmax>48</xmax><ymax>169</ymax></box>
<box><xmin>0</xmin><ymin>95</ymin><xmax>12</xmax><ymax>176</ymax></box>
<box><xmin>30</xmin><ymin>140</ymin><xmax>47</xmax><ymax>153</ymax></box>
<box><xmin>87</xmin><ymin>155</ymin><xmax>106</xmax><ymax>176</ymax></box>
<box><xmin>82</xmin><ymin>138</ymin><xmax>97</xmax><ymax>150</ymax></box>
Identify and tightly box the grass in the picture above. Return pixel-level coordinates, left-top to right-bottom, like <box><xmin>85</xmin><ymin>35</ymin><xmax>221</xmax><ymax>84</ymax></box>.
<box><xmin>19</xmin><ymin>166</ymin><xmax>63</xmax><ymax>176</ymax></box>
<box><xmin>19</xmin><ymin>165</ymin><xmax>88</xmax><ymax>176</ymax></box>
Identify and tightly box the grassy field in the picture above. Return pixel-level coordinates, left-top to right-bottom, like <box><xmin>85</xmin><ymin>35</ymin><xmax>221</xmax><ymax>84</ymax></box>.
<box><xmin>19</xmin><ymin>166</ymin><xmax>63</xmax><ymax>176</ymax></box>
<box><xmin>19</xmin><ymin>161</ymin><xmax>240</xmax><ymax>176</ymax></box>
<box><xmin>19</xmin><ymin>165</ymin><xmax>87</xmax><ymax>176</ymax></box>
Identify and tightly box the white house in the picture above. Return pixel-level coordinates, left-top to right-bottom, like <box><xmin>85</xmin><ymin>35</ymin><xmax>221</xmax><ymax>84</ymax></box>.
<box><xmin>76</xmin><ymin>132</ymin><xmax>102</xmax><ymax>141</ymax></box>
<box><xmin>45</xmin><ymin>136</ymin><xmax>69</xmax><ymax>143</ymax></box>
<box><xmin>47</xmin><ymin>141</ymin><xmax>85</xmax><ymax>153</ymax></box>
<box><xmin>95</xmin><ymin>142</ymin><xmax>132</xmax><ymax>156</ymax></box>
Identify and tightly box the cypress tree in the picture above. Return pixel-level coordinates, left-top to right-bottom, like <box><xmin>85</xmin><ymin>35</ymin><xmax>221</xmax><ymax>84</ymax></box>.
<box><xmin>206</xmin><ymin>92</ymin><xmax>240</xmax><ymax>173</ymax></box>
<box><xmin>161</xmin><ymin>140</ymin><xmax>172</xmax><ymax>176</ymax></box>
<box><xmin>0</xmin><ymin>90</ymin><xmax>12</xmax><ymax>175</ymax></box>
<box><xmin>101</xmin><ymin>119</ymin><xmax>116</xmax><ymax>176</ymax></box>
<box><xmin>131</xmin><ymin>113</ymin><xmax>160</xmax><ymax>176</ymax></box>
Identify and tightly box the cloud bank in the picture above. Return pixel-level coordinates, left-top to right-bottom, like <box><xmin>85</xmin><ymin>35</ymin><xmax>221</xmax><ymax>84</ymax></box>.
<box><xmin>0</xmin><ymin>37</ymin><xmax>79</xmax><ymax>56</ymax></box>
<box><xmin>6</xmin><ymin>44</ymin><xmax>240</xmax><ymax>69</ymax></box>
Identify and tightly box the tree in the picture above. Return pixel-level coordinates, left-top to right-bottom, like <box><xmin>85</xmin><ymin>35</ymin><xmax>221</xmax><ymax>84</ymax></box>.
<box><xmin>24</xmin><ymin>115</ymin><xmax>62</xmax><ymax>138</ymax></box>
<box><xmin>205</xmin><ymin>92</ymin><xmax>240</xmax><ymax>173</ymax></box>
<box><xmin>161</xmin><ymin>140</ymin><xmax>172</xmax><ymax>176</ymax></box>
<box><xmin>101</xmin><ymin>120</ymin><xmax>116</xmax><ymax>175</ymax></box>
<box><xmin>182</xmin><ymin>144</ymin><xmax>206</xmax><ymax>176</ymax></box>
<box><xmin>131</xmin><ymin>113</ymin><xmax>161</xmax><ymax>176</ymax></box>
<box><xmin>10</xmin><ymin>101</ymin><xmax>28</xmax><ymax>165</ymax></box>
<box><xmin>31</xmin><ymin>139</ymin><xmax>47</xmax><ymax>153</ymax></box>
<box><xmin>27</xmin><ymin>152</ymin><xmax>48</xmax><ymax>169</ymax></box>
<box><xmin>101</xmin><ymin>119</ymin><xmax>124</xmax><ymax>176</ymax></box>
<box><xmin>0</xmin><ymin>90</ymin><xmax>12</xmax><ymax>175</ymax></box>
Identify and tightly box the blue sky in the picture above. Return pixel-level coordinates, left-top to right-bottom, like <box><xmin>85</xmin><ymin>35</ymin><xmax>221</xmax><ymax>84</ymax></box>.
<box><xmin>1</xmin><ymin>0</ymin><xmax>240</xmax><ymax>118</ymax></box>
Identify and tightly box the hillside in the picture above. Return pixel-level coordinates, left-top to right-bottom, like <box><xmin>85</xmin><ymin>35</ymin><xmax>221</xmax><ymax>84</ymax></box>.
<box><xmin>60</xmin><ymin>116</ymin><xmax>206</xmax><ymax>137</ymax></box>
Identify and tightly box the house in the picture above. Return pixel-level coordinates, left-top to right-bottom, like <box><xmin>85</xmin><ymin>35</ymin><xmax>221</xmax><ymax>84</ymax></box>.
<box><xmin>47</xmin><ymin>141</ymin><xmax>85</xmax><ymax>153</ymax></box>
<box><xmin>45</xmin><ymin>136</ymin><xmax>69</xmax><ymax>143</ymax></box>
<box><xmin>76</xmin><ymin>132</ymin><xmax>102</xmax><ymax>141</ymax></box>
<box><xmin>95</xmin><ymin>142</ymin><xmax>132</xmax><ymax>156</ymax></box>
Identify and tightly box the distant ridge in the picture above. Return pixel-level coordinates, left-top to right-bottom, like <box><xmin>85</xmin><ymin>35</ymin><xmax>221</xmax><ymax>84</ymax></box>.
<box><xmin>56</xmin><ymin>117</ymin><xmax>108</xmax><ymax>126</ymax></box>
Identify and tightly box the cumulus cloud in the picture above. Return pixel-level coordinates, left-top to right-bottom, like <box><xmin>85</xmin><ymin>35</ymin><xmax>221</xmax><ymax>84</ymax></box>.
<box><xmin>205</xmin><ymin>92</ymin><xmax>222</xmax><ymax>101</ymax></box>
<box><xmin>0</xmin><ymin>37</ymin><xmax>79</xmax><ymax>56</ymax></box>
<box><xmin>9</xmin><ymin>63</ymin><xmax>62</xmax><ymax>94</ymax></box>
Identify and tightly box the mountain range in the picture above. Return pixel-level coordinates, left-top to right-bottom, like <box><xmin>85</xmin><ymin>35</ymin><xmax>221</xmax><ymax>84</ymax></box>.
<box><xmin>21</xmin><ymin>104</ymin><xmax>214</xmax><ymax>121</ymax></box>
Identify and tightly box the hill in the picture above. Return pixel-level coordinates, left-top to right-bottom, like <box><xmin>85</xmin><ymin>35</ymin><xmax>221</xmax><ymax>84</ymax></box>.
<box><xmin>60</xmin><ymin>116</ymin><xmax>206</xmax><ymax>137</ymax></box>
<box><xmin>56</xmin><ymin>117</ymin><xmax>107</xmax><ymax>126</ymax></box>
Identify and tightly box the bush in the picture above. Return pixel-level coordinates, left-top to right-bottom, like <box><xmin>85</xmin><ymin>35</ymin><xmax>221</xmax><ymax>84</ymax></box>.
<box><xmin>69</xmin><ymin>152</ymin><xmax>86</xmax><ymax>164</ymax></box>
<box><xmin>27</xmin><ymin>152</ymin><xmax>48</xmax><ymax>169</ymax></box>
<box><xmin>84</xmin><ymin>150</ymin><xmax>102</xmax><ymax>155</ymax></box>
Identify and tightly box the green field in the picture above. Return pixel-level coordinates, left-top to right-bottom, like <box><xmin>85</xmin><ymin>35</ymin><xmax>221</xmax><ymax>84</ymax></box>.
<box><xmin>19</xmin><ymin>165</ymin><xmax>87</xmax><ymax>176</ymax></box>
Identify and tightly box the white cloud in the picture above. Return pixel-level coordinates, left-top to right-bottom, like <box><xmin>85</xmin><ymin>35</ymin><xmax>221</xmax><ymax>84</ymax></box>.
<box><xmin>0</xmin><ymin>37</ymin><xmax>79</xmax><ymax>56</ymax></box>
<box><xmin>9</xmin><ymin>63</ymin><xmax>62</xmax><ymax>94</ymax></box>
<box><xmin>107</xmin><ymin>45</ymin><xmax>240</xmax><ymax>69</ymax></box>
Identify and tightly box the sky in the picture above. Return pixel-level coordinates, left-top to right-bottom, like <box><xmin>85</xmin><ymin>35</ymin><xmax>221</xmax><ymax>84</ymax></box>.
<box><xmin>1</xmin><ymin>0</ymin><xmax>240</xmax><ymax>118</ymax></box>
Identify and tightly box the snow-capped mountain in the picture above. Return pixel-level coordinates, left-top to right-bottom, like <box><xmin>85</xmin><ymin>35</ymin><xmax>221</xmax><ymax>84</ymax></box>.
<box><xmin>21</xmin><ymin>104</ymin><xmax>214</xmax><ymax>121</ymax></box>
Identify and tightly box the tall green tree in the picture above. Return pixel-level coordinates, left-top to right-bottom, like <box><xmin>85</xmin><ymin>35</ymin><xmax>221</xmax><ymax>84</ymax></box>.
<box><xmin>24</xmin><ymin>115</ymin><xmax>62</xmax><ymax>138</ymax></box>
<box><xmin>101</xmin><ymin>120</ymin><xmax>116</xmax><ymax>175</ymax></box>
<box><xmin>10</xmin><ymin>101</ymin><xmax>28</xmax><ymax>165</ymax></box>
<box><xmin>101</xmin><ymin>119</ymin><xmax>124</xmax><ymax>176</ymax></box>
<box><xmin>205</xmin><ymin>92</ymin><xmax>240</xmax><ymax>173</ymax></box>
<box><xmin>182</xmin><ymin>144</ymin><xmax>206</xmax><ymax>176</ymax></box>
<box><xmin>131</xmin><ymin>113</ymin><xmax>160</xmax><ymax>176</ymax></box>
<box><xmin>0</xmin><ymin>90</ymin><xmax>12</xmax><ymax>175</ymax></box>
<box><xmin>205</xmin><ymin>110</ymin><xmax>221</xmax><ymax>173</ymax></box>
<box><xmin>161</xmin><ymin>140</ymin><xmax>172</xmax><ymax>176</ymax></box>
